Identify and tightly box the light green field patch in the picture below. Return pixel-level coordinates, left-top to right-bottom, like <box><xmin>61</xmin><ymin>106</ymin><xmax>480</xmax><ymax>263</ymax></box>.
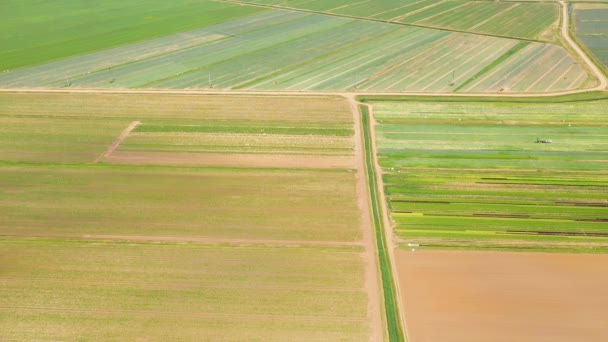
<box><xmin>370</xmin><ymin>98</ymin><xmax>608</xmax><ymax>251</ymax></box>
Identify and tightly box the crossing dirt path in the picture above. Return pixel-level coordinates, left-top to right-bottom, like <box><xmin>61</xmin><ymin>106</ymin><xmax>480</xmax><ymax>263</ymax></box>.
<box><xmin>94</xmin><ymin>120</ymin><xmax>140</xmax><ymax>163</ymax></box>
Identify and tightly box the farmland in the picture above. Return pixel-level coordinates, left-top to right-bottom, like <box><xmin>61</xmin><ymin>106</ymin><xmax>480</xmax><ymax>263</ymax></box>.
<box><xmin>366</xmin><ymin>97</ymin><xmax>608</xmax><ymax>252</ymax></box>
<box><xmin>574</xmin><ymin>4</ymin><xmax>608</xmax><ymax>74</ymax></box>
<box><xmin>0</xmin><ymin>0</ymin><xmax>266</xmax><ymax>71</ymax></box>
<box><xmin>234</xmin><ymin>0</ymin><xmax>559</xmax><ymax>41</ymax></box>
<box><xmin>397</xmin><ymin>250</ymin><xmax>608</xmax><ymax>342</ymax></box>
<box><xmin>0</xmin><ymin>93</ymin><xmax>381</xmax><ymax>340</ymax></box>
<box><xmin>0</xmin><ymin>9</ymin><xmax>588</xmax><ymax>93</ymax></box>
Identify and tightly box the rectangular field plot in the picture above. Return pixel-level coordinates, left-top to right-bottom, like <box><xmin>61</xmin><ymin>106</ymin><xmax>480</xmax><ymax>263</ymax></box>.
<box><xmin>575</xmin><ymin>5</ymin><xmax>608</xmax><ymax>73</ymax></box>
<box><xmin>0</xmin><ymin>164</ymin><xmax>361</xmax><ymax>242</ymax></box>
<box><xmin>396</xmin><ymin>250</ymin><xmax>608</xmax><ymax>342</ymax></box>
<box><xmin>0</xmin><ymin>239</ymin><xmax>369</xmax><ymax>341</ymax></box>
<box><xmin>0</xmin><ymin>9</ymin><xmax>587</xmax><ymax>93</ymax></box>
<box><xmin>370</xmin><ymin>99</ymin><xmax>608</xmax><ymax>251</ymax></box>
<box><xmin>0</xmin><ymin>93</ymin><xmax>354</xmax><ymax>167</ymax></box>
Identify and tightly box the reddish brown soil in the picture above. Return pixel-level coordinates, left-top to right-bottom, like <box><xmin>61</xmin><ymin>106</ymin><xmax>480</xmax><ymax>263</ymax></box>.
<box><xmin>396</xmin><ymin>249</ymin><xmax>608</xmax><ymax>342</ymax></box>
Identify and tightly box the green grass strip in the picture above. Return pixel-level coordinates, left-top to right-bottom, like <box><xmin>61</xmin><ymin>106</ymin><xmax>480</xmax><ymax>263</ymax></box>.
<box><xmin>360</xmin><ymin>105</ymin><xmax>405</xmax><ymax>342</ymax></box>
<box><xmin>453</xmin><ymin>41</ymin><xmax>530</xmax><ymax>92</ymax></box>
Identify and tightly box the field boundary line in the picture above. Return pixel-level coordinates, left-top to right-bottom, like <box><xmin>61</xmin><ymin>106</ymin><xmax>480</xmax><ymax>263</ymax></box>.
<box><xmin>346</xmin><ymin>95</ymin><xmax>384</xmax><ymax>342</ymax></box>
<box><xmin>218</xmin><ymin>0</ymin><xmax>550</xmax><ymax>43</ymax></box>
<box><xmin>94</xmin><ymin>121</ymin><xmax>140</xmax><ymax>163</ymax></box>
<box><xmin>358</xmin><ymin>101</ymin><xmax>407</xmax><ymax>342</ymax></box>
<box><xmin>81</xmin><ymin>234</ymin><xmax>364</xmax><ymax>247</ymax></box>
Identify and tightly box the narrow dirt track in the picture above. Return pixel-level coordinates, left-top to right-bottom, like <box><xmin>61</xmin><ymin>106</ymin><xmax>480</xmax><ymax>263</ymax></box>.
<box><xmin>357</xmin><ymin>100</ymin><xmax>411</xmax><ymax>342</ymax></box>
<box><xmin>345</xmin><ymin>95</ymin><xmax>384</xmax><ymax>342</ymax></box>
<box><xmin>94</xmin><ymin>120</ymin><xmax>140</xmax><ymax>163</ymax></box>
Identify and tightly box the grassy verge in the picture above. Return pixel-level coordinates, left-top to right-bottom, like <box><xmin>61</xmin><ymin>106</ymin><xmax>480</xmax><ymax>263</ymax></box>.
<box><xmin>360</xmin><ymin>105</ymin><xmax>404</xmax><ymax>342</ymax></box>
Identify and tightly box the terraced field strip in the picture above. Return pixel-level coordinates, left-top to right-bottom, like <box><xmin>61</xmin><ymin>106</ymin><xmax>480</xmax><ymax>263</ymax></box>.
<box><xmin>0</xmin><ymin>5</ymin><xmax>587</xmax><ymax>93</ymax></box>
<box><xmin>366</xmin><ymin>98</ymin><xmax>608</xmax><ymax>252</ymax></box>
<box><xmin>574</xmin><ymin>4</ymin><xmax>608</xmax><ymax>75</ymax></box>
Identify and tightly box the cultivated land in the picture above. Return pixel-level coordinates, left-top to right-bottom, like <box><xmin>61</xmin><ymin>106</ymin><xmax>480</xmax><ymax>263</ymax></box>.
<box><xmin>3</xmin><ymin>0</ymin><xmax>608</xmax><ymax>340</ymax></box>
<box><xmin>0</xmin><ymin>93</ymin><xmax>382</xmax><ymax>340</ymax></box>
<box><xmin>235</xmin><ymin>0</ymin><xmax>560</xmax><ymax>41</ymax></box>
<box><xmin>574</xmin><ymin>4</ymin><xmax>608</xmax><ymax>75</ymax></box>
<box><xmin>367</xmin><ymin>97</ymin><xmax>608</xmax><ymax>252</ymax></box>
<box><xmin>0</xmin><ymin>7</ymin><xmax>588</xmax><ymax>93</ymax></box>
<box><xmin>396</xmin><ymin>250</ymin><xmax>608</xmax><ymax>342</ymax></box>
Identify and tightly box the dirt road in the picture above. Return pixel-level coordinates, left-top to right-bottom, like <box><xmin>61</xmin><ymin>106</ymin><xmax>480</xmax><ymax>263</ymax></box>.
<box><xmin>560</xmin><ymin>1</ymin><xmax>608</xmax><ymax>90</ymax></box>
<box><xmin>345</xmin><ymin>95</ymin><xmax>384</xmax><ymax>342</ymax></box>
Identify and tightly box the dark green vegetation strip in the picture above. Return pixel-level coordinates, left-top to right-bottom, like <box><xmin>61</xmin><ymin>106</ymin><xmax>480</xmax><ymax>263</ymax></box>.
<box><xmin>372</xmin><ymin>99</ymin><xmax>608</xmax><ymax>252</ymax></box>
<box><xmin>360</xmin><ymin>105</ymin><xmax>404</xmax><ymax>342</ymax></box>
<box><xmin>454</xmin><ymin>41</ymin><xmax>530</xmax><ymax>92</ymax></box>
<box><xmin>135</xmin><ymin>124</ymin><xmax>352</xmax><ymax>136</ymax></box>
<box><xmin>0</xmin><ymin>0</ymin><xmax>265</xmax><ymax>70</ymax></box>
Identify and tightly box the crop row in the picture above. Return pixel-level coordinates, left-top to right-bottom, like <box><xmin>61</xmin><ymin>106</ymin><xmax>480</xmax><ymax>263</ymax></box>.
<box><xmin>0</xmin><ymin>10</ymin><xmax>586</xmax><ymax>93</ymax></box>
<box><xmin>371</xmin><ymin>99</ymin><xmax>608</xmax><ymax>250</ymax></box>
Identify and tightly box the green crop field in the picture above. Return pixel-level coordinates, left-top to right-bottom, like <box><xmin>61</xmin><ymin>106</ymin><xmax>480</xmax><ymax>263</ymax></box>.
<box><xmin>0</xmin><ymin>0</ymin><xmax>265</xmax><ymax>71</ymax></box>
<box><xmin>0</xmin><ymin>93</ymin><xmax>376</xmax><ymax>340</ymax></box>
<box><xmin>235</xmin><ymin>0</ymin><xmax>559</xmax><ymax>41</ymax></box>
<box><xmin>367</xmin><ymin>97</ymin><xmax>608</xmax><ymax>252</ymax></box>
<box><xmin>574</xmin><ymin>4</ymin><xmax>608</xmax><ymax>74</ymax></box>
<box><xmin>0</xmin><ymin>6</ymin><xmax>587</xmax><ymax>93</ymax></box>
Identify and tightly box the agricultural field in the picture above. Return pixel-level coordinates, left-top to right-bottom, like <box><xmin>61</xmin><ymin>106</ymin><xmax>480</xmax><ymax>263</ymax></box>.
<box><xmin>397</xmin><ymin>250</ymin><xmax>608</xmax><ymax>342</ymax></box>
<box><xmin>574</xmin><ymin>4</ymin><xmax>608</xmax><ymax>74</ymax></box>
<box><xmin>367</xmin><ymin>97</ymin><xmax>608</xmax><ymax>252</ymax></box>
<box><xmin>235</xmin><ymin>0</ymin><xmax>559</xmax><ymax>41</ymax></box>
<box><xmin>0</xmin><ymin>0</ymin><xmax>266</xmax><ymax>71</ymax></box>
<box><xmin>0</xmin><ymin>93</ymin><xmax>380</xmax><ymax>340</ymax></box>
<box><xmin>0</xmin><ymin>9</ymin><xmax>588</xmax><ymax>93</ymax></box>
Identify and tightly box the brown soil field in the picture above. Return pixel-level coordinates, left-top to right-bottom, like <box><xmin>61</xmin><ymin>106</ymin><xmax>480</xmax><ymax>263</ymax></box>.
<box><xmin>106</xmin><ymin>151</ymin><xmax>355</xmax><ymax>169</ymax></box>
<box><xmin>396</xmin><ymin>249</ymin><xmax>608</xmax><ymax>342</ymax></box>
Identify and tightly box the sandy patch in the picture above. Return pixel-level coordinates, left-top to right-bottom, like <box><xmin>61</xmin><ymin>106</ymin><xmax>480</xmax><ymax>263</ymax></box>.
<box><xmin>396</xmin><ymin>249</ymin><xmax>608</xmax><ymax>342</ymax></box>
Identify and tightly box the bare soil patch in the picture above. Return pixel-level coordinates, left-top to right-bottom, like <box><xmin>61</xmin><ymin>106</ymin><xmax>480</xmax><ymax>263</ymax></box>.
<box><xmin>105</xmin><ymin>151</ymin><xmax>355</xmax><ymax>169</ymax></box>
<box><xmin>396</xmin><ymin>249</ymin><xmax>608</xmax><ymax>342</ymax></box>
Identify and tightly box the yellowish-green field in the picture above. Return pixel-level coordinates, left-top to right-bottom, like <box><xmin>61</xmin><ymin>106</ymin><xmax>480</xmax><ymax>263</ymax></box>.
<box><xmin>0</xmin><ymin>239</ymin><xmax>367</xmax><ymax>341</ymax></box>
<box><xmin>0</xmin><ymin>93</ymin><xmax>376</xmax><ymax>340</ymax></box>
